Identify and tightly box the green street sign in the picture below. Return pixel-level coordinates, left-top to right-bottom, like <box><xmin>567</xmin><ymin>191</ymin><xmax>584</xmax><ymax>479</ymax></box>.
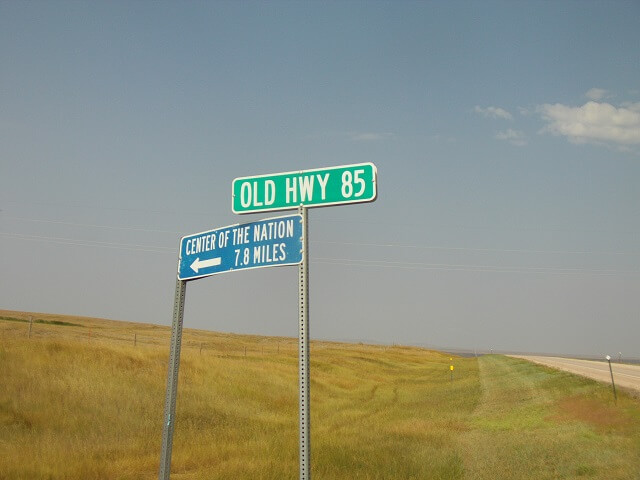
<box><xmin>232</xmin><ymin>163</ymin><xmax>377</xmax><ymax>214</ymax></box>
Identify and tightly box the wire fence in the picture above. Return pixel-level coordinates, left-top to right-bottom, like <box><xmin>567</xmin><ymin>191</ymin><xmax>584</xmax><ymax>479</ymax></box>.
<box><xmin>0</xmin><ymin>315</ymin><xmax>309</xmax><ymax>359</ymax></box>
<box><xmin>0</xmin><ymin>314</ymin><xmax>397</xmax><ymax>359</ymax></box>
<box><xmin>5</xmin><ymin>314</ymin><xmax>634</xmax><ymax>364</ymax></box>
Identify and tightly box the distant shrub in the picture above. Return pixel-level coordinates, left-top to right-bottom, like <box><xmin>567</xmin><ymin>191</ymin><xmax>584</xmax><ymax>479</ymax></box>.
<box><xmin>0</xmin><ymin>316</ymin><xmax>81</xmax><ymax>327</ymax></box>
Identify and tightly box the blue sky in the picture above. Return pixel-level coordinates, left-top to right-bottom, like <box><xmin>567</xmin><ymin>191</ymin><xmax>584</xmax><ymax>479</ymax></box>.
<box><xmin>1</xmin><ymin>1</ymin><xmax>639</xmax><ymax>357</ymax></box>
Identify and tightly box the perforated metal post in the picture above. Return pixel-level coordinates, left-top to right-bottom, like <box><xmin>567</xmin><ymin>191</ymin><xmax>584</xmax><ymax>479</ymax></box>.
<box><xmin>159</xmin><ymin>278</ymin><xmax>187</xmax><ymax>480</ymax></box>
<box><xmin>298</xmin><ymin>205</ymin><xmax>311</xmax><ymax>480</ymax></box>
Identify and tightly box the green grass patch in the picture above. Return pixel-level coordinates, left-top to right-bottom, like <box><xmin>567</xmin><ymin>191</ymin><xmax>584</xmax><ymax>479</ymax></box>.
<box><xmin>459</xmin><ymin>355</ymin><xmax>640</xmax><ymax>479</ymax></box>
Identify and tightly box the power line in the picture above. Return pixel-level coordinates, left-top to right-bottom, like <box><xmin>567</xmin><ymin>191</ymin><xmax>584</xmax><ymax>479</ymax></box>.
<box><xmin>0</xmin><ymin>232</ymin><xmax>175</xmax><ymax>254</ymax></box>
<box><xmin>314</xmin><ymin>217</ymin><xmax>640</xmax><ymax>236</ymax></box>
<box><xmin>0</xmin><ymin>199</ymin><xmax>213</xmax><ymax>218</ymax></box>
<box><xmin>313</xmin><ymin>257</ymin><xmax>640</xmax><ymax>276</ymax></box>
<box><xmin>3</xmin><ymin>214</ymin><xmax>637</xmax><ymax>257</ymax></box>
<box><xmin>2</xmin><ymin>232</ymin><xmax>638</xmax><ymax>276</ymax></box>
<box><xmin>2</xmin><ymin>215</ymin><xmax>181</xmax><ymax>234</ymax></box>
<box><xmin>313</xmin><ymin>240</ymin><xmax>639</xmax><ymax>257</ymax></box>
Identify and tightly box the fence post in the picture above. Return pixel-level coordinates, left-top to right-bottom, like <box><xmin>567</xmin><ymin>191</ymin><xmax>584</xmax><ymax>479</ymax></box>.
<box><xmin>606</xmin><ymin>355</ymin><xmax>617</xmax><ymax>404</ymax></box>
<box><xmin>28</xmin><ymin>316</ymin><xmax>33</xmax><ymax>338</ymax></box>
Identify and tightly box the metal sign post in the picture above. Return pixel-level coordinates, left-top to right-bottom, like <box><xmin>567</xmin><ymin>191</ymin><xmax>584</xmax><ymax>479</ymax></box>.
<box><xmin>158</xmin><ymin>214</ymin><xmax>303</xmax><ymax>479</ymax></box>
<box><xmin>160</xmin><ymin>164</ymin><xmax>376</xmax><ymax>479</ymax></box>
<box><xmin>298</xmin><ymin>205</ymin><xmax>310</xmax><ymax>479</ymax></box>
<box><xmin>159</xmin><ymin>278</ymin><xmax>187</xmax><ymax>480</ymax></box>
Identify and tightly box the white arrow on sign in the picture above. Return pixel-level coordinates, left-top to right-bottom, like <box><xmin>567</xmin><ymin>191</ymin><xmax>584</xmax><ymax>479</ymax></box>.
<box><xmin>190</xmin><ymin>257</ymin><xmax>222</xmax><ymax>273</ymax></box>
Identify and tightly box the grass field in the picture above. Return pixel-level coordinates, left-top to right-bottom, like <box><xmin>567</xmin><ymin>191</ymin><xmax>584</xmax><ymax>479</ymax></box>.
<box><xmin>1</xmin><ymin>310</ymin><xmax>639</xmax><ymax>479</ymax></box>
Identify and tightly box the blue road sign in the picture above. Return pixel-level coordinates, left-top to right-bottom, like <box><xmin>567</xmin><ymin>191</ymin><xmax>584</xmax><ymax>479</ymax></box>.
<box><xmin>178</xmin><ymin>214</ymin><xmax>303</xmax><ymax>281</ymax></box>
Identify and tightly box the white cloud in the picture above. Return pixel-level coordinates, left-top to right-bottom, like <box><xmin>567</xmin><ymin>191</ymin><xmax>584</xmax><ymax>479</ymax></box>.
<box><xmin>585</xmin><ymin>88</ymin><xmax>609</xmax><ymax>101</ymax></box>
<box><xmin>518</xmin><ymin>106</ymin><xmax>533</xmax><ymax>116</ymax></box>
<box><xmin>474</xmin><ymin>105</ymin><xmax>513</xmax><ymax>120</ymax></box>
<box><xmin>349</xmin><ymin>132</ymin><xmax>395</xmax><ymax>141</ymax></box>
<box><xmin>621</xmin><ymin>101</ymin><xmax>640</xmax><ymax>112</ymax></box>
<box><xmin>495</xmin><ymin>129</ymin><xmax>527</xmax><ymax>146</ymax></box>
<box><xmin>537</xmin><ymin>101</ymin><xmax>640</xmax><ymax>147</ymax></box>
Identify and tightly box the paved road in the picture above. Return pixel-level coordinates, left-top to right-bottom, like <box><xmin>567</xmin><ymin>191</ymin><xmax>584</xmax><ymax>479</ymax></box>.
<box><xmin>510</xmin><ymin>355</ymin><xmax>640</xmax><ymax>394</ymax></box>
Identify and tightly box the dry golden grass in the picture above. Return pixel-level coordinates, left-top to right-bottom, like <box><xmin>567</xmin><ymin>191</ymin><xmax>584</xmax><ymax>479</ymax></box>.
<box><xmin>1</xmin><ymin>310</ymin><xmax>640</xmax><ymax>479</ymax></box>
